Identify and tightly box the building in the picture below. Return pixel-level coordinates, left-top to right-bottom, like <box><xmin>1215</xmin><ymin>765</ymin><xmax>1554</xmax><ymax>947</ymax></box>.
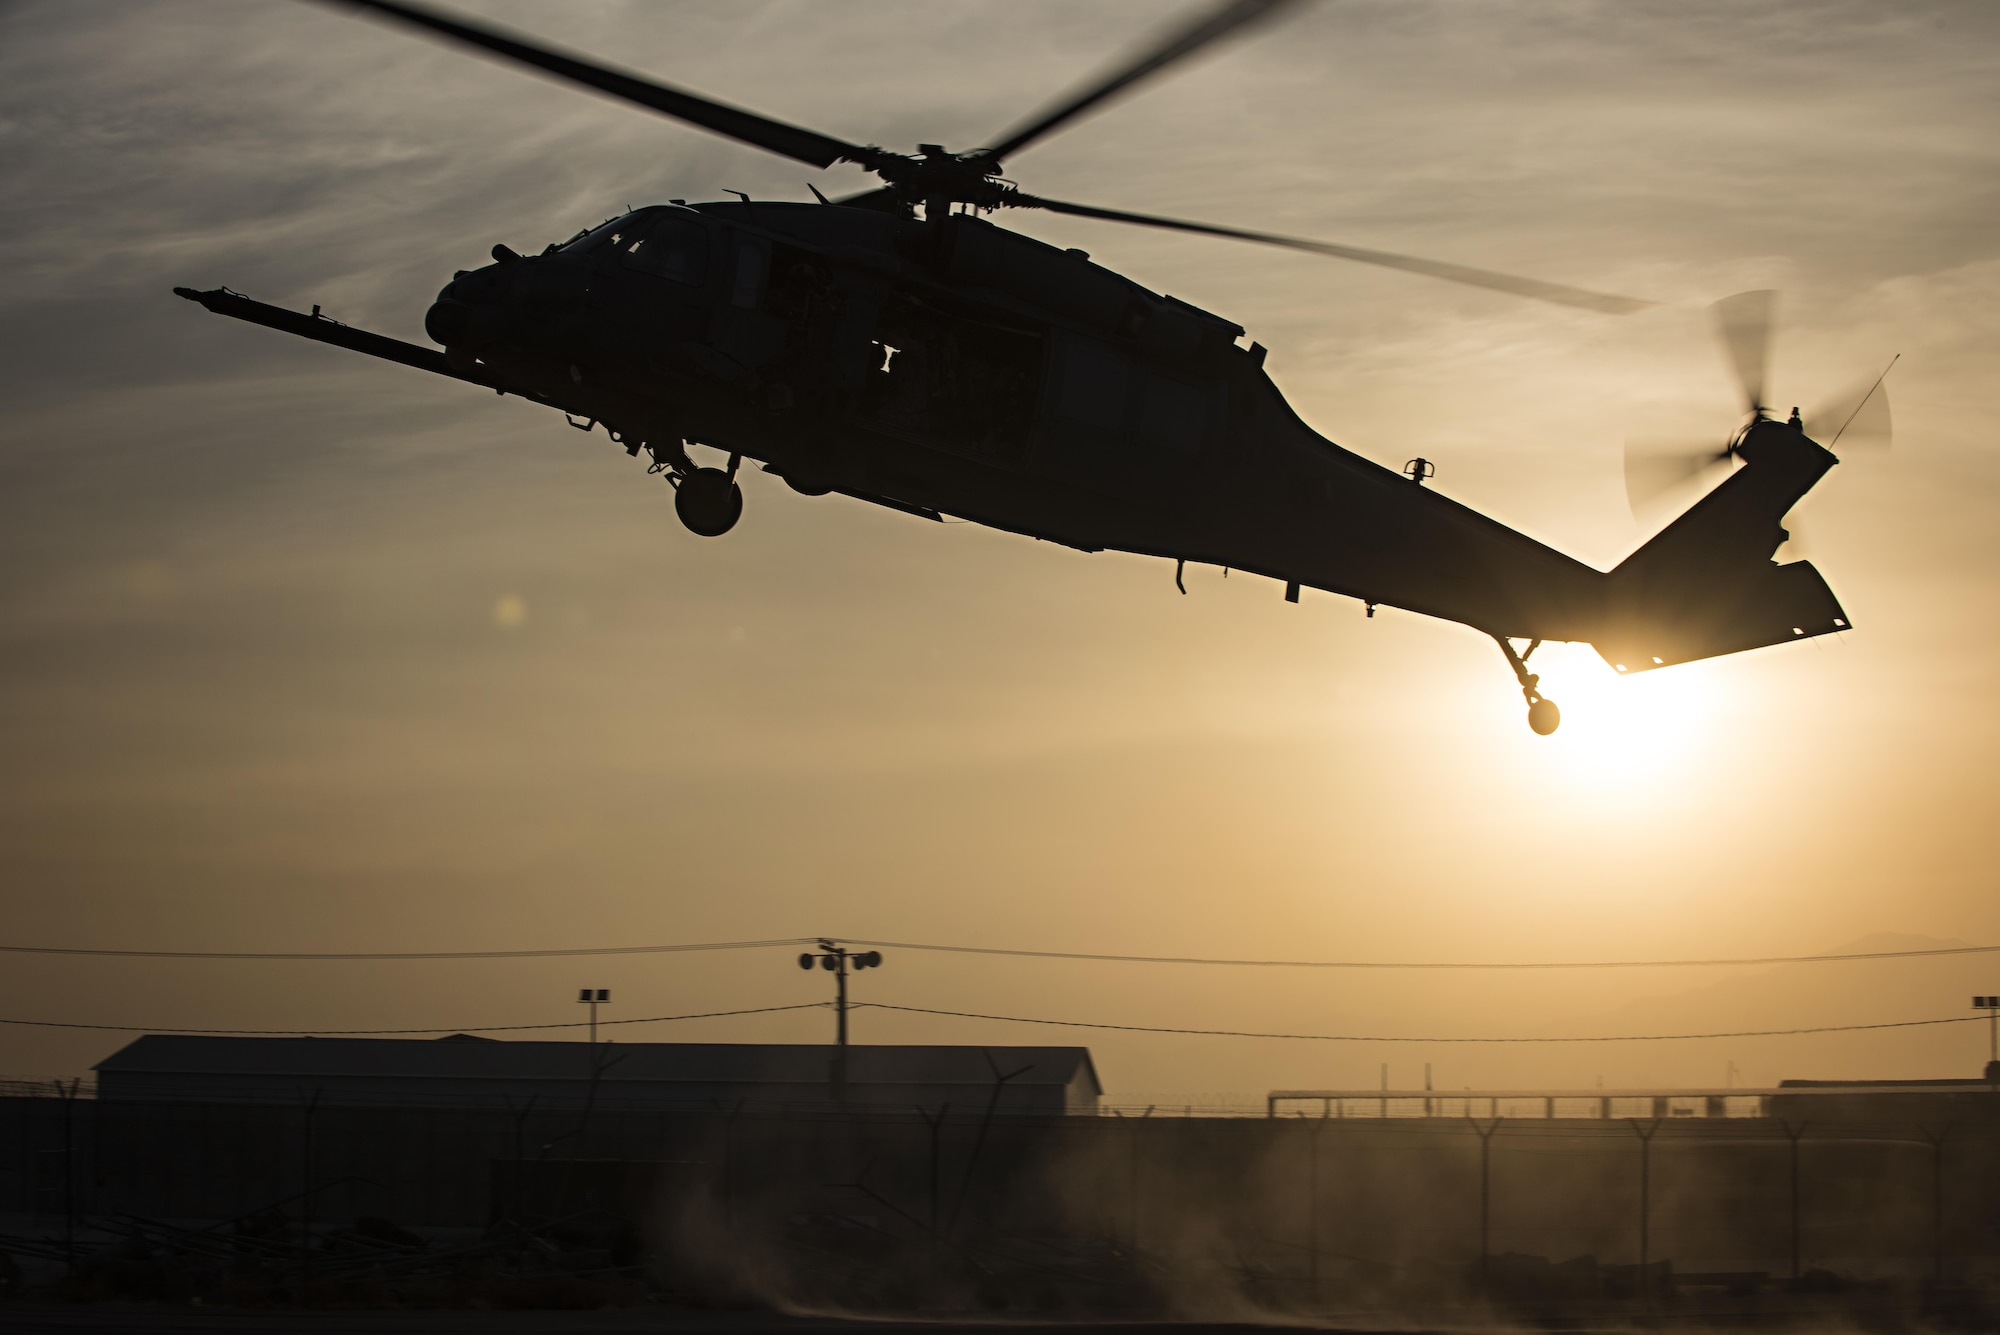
<box><xmin>1768</xmin><ymin>1075</ymin><xmax>2000</xmax><ymax>1124</ymax></box>
<box><xmin>1266</xmin><ymin>1077</ymin><xmax>2000</xmax><ymax>1123</ymax></box>
<box><xmin>93</xmin><ymin>1035</ymin><xmax>1102</xmax><ymax>1115</ymax></box>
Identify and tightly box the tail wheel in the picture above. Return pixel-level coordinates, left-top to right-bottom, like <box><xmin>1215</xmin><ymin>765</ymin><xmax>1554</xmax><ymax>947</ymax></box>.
<box><xmin>1494</xmin><ymin>635</ymin><xmax>1561</xmax><ymax>735</ymax></box>
<box><xmin>674</xmin><ymin>467</ymin><xmax>742</xmax><ymax>537</ymax></box>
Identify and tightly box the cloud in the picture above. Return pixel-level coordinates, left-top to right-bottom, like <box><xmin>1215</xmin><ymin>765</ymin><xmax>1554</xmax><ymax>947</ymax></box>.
<box><xmin>0</xmin><ymin>0</ymin><xmax>1996</xmax><ymax>1094</ymax></box>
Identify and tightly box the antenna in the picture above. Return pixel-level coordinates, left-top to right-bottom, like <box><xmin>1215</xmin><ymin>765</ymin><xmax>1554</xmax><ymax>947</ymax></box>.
<box><xmin>1827</xmin><ymin>354</ymin><xmax>1899</xmax><ymax>449</ymax></box>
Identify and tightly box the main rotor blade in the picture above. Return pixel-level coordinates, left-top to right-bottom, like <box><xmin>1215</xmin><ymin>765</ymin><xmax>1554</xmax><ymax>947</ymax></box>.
<box><xmin>322</xmin><ymin>0</ymin><xmax>881</xmax><ymax>171</ymax></box>
<box><xmin>980</xmin><ymin>0</ymin><xmax>1299</xmax><ymax>164</ymax></box>
<box><xmin>1624</xmin><ymin>439</ymin><xmax>1732</xmax><ymax>517</ymax></box>
<box><xmin>1011</xmin><ymin>194</ymin><xmax>1654</xmax><ymax>315</ymax></box>
<box><xmin>1710</xmin><ymin>289</ymin><xmax>1775</xmax><ymax>416</ymax></box>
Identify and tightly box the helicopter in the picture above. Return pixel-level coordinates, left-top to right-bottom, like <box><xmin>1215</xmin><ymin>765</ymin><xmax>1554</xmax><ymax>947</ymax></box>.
<box><xmin>175</xmin><ymin>0</ymin><xmax>1858</xmax><ymax>735</ymax></box>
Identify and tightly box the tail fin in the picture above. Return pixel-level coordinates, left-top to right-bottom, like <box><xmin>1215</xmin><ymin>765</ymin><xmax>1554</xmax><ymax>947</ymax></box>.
<box><xmin>1595</xmin><ymin>419</ymin><xmax>1849</xmax><ymax>673</ymax></box>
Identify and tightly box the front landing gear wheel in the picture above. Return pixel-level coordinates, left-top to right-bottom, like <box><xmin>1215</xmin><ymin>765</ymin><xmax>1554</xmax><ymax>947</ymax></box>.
<box><xmin>675</xmin><ymin>467</ymin><xmax>742</xmax><ymax>537</ymax></box>
<box><xmin>1494</xmin><ymin>635</ymin><xmax>1561</xmax><ymax>735</ymax></box>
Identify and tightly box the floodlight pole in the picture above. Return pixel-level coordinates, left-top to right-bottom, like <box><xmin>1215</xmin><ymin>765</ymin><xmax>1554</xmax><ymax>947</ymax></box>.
<box><xmin>835</xmin><ymin>953</ymin><xmax>849</xmax><ymax>1049</ymax></box>
<box><xmin>577</xmin><ymin>987</ymin><xmax>610</xmax><ymax>1045</ymax></box>
<box><xmin>798</xmin><ymin>941</ymin><xmax>884</xmax><ymax>1103</ymax></box>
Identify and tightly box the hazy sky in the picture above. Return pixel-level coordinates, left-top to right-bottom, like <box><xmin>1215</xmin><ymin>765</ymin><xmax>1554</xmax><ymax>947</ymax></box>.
<box><xmin>2</xmin><ymin>0</ymin><xmax>1998</xmax><ymax>1101</ymax></box>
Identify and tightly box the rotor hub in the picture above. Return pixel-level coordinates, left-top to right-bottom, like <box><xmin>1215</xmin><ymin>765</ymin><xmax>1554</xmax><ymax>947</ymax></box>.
<box><xmin>864</xmin><ymin>144</ymin><xmax>1012</xmax><ymax>216</ymax></box>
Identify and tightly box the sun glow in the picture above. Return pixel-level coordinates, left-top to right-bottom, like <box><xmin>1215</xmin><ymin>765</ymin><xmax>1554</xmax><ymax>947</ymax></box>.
<box><xmin>1518</xmin><ymin>642</ymin><xmax>1724</xmax><ymax>795</ymax></box>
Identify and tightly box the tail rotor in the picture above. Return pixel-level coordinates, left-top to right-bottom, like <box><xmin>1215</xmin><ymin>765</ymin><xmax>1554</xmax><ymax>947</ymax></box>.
<box><xmin>1710</xmin><ymin>288</ymin><xmax>1776</xmax><ymax>420</ymax></box>
<box><xmin>1624</xmin><ymin>292</ymin><xmax>1895</xmax><ymax>518</ymax></box>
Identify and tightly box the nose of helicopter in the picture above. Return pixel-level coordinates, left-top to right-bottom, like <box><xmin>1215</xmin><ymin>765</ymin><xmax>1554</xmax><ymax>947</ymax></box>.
<box><xmin>425</xmin><ymin>264</ymin><xmax>507</xmax><ymax>352</ymax></box>
<box><xmin>426</xmin><ymin>243</ymin><xmax>528</xmax><ymax>348</ymax></box>
<box><xmin>423</xmin><ymin>290</ymin><xmax>474</xmax><ymax>348</ymax></box>
<box><xmin>426</xmin><ymin>249</ymin><xmax>588</xmax><ymax>360</ymax></box>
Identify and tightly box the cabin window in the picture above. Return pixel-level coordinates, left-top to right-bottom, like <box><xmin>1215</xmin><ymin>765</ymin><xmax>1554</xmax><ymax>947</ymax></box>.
<box><xmin>1053</xmin><ymin>340</ymin><xmax>1128</xmax><ymax>435</ymax></box>
<box><xmin>1136</xmin><ymin>372</ymin><xmax>1207</xmax><ymax>459</ymax></box>
<box><xmin>1048</xmin><ymin>334</ymin><xmax>1216</xmax><ymax>470</ymax></box>
<box><xmin>731</xmin><ymin>237</ymin><xmax>770</xmax><ymax>309</ymax></box>
<box><xmin>864</xmin><ymin>300</ymin><xmax>1042</xmax><ymax>464</ymax></box>
<box><xmin>620</xmin><ymin>216</ymin><xmax>708</xmax><ymax>285</ymax></box>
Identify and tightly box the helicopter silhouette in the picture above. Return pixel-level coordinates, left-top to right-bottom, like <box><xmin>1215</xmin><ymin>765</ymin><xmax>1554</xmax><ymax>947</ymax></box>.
<box><xmin>175</xmin><ymin>0</ymin><xmax>1853</xmax><ymax>735</ymax></box>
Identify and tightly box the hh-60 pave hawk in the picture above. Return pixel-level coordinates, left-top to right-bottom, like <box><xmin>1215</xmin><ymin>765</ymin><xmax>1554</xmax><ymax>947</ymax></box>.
<box><xmin>176</xmin><ymin>0</ymin><xmax>1886</xmax><ymax>734</ymax></box>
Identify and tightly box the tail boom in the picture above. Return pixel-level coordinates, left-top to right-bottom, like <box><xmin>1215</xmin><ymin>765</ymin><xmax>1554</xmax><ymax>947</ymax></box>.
<box><xmin>1593</xmin><ymin>419</ymin><xmax>1849</xmax><ymax>673</ymax></box>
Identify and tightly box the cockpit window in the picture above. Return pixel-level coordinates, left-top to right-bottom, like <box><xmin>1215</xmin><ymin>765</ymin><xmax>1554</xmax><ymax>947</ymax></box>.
<box><xmin>618</xmin><ymin>215</ymin><xmax>709</xmax><ymax>285</ymax></box>
<box><xmin>560</xmin><ymin>212</ymin><xmax>650</xmax><ymax>255</ymax></box>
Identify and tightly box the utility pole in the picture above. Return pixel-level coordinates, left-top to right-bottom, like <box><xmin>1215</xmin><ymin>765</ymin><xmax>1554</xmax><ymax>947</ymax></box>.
<box><xmin>577</xmin><ymin>987</ymin><xmax>610</xmax><ymax>1044</ymax></box>
<box><xmin>797</xmin><ymin>941</ymin><xmax>883</xmax><ymax>1100</ymax></box>
<box><xmin>1975</xmin><ymin>996</ymin><xmax>2000</xmax><ymax>1079</ymax></box>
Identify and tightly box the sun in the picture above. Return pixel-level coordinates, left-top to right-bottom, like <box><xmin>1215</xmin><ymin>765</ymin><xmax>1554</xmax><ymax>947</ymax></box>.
<box><xmin>1516</xmin><ymin>642</ymin><xmax>1724</xmax><ymax>796</ymax></box>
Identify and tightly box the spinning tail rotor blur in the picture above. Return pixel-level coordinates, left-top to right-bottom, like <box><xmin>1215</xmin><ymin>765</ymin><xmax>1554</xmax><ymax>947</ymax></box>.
<box><xmin>1625</xmin><ymin>291</ymin><xmax>1896</xmax><ymax>519</ymax></box>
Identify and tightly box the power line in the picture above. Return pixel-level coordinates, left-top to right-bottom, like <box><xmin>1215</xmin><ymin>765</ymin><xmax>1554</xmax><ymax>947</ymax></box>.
<box><xmin>0</xmin><ymin>933</ymin><xmax>1991</xmax><ymax>970</ymax></box>
<box><xmin>0</xmin><ymin>998</ymin><xmax>1977</xmax><ymax>1045</ymax></box>
<box><xmin>0</xmin><ymin>937</ymin><xmax>810</xmax><ymax>961</ymax></box>
<box><xmin>0</xmin><ymin>1002</ymin><xmax>826</xmax><ymax>1038</ymax></box>
<box><xmin>844</xmin><ymin>938</ymin><xmax>2000</xmax><ymax>971</ymax></box>
<box><xmin>859</xmin><ymin>1003</ymin><xmax>1986</xmax><ymax>1044</ymax></box>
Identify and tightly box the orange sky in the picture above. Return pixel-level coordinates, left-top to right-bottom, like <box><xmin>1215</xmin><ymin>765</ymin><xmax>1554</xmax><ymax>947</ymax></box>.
<box><xmin>1</xmin><ymin>0</ymin><xmax>1997</xmax><ymax>1102</ymax></box>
